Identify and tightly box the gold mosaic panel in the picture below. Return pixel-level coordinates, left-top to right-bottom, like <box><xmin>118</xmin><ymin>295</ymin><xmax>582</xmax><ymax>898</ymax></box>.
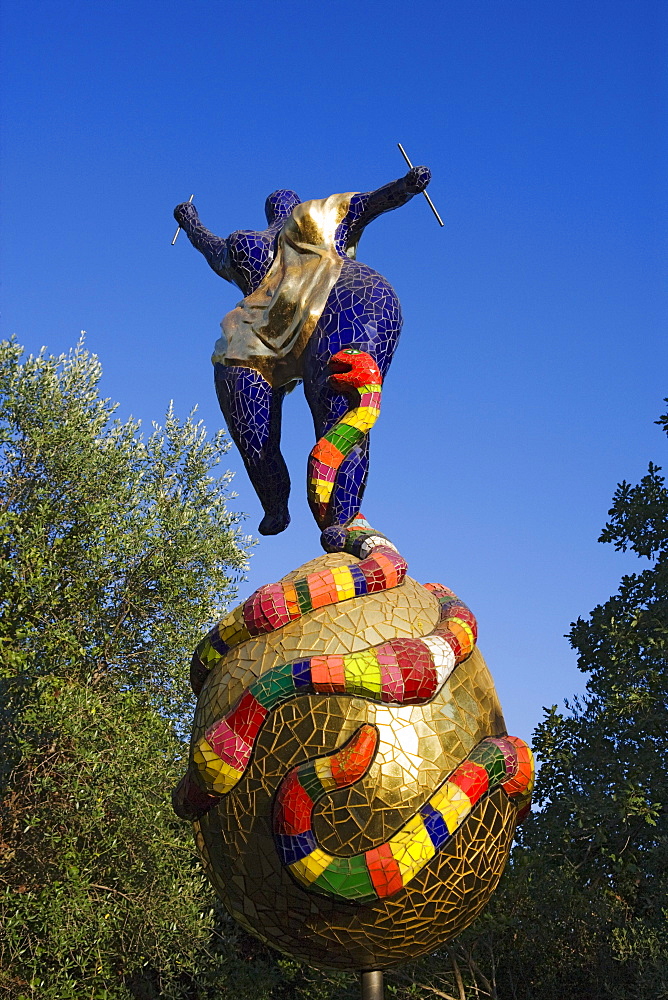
<box><xmin>190</xmin><ymin>554</ymin><xmax>516</xmax><ymax>969</ymax></box>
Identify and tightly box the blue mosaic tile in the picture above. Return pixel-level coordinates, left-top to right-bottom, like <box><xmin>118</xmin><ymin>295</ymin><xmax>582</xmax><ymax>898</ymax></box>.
<box><xmin>292</xmin><ymin>660</ymin><xmax>312</xmax><ymax>690</ymax></box>
<box><xmin>274</xmin><ymin>830</ymin><xmax>318</xmax><ymax>866</ymax></box>
<box><xmin>420</xmin><ymin>803</ymin><xmax>451</xmax><ymax>851</ymax></box>
<box><xmin>174</xmin><ymin>167</ymin><xmax>431</xmax><ymax>534</ymax></box>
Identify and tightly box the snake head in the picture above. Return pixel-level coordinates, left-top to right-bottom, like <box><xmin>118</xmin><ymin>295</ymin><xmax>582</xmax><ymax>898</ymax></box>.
<box><xmin>327</xmin><ymin>349</ymin><xmax>382</xmax><ymax>392</ymax></box>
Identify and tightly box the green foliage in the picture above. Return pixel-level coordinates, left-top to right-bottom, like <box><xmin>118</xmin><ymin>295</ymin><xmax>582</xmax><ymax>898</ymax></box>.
<box><xmin>439</xmin><ymin>400</ymin><xmax>668</xmax><ymax>999</ymax></box>
<box><xmin>0</xmin><ymin>336</ymin><xmax>249</xmax><ymax>724</ymax></box>
<box><xmin>0</xmin><ymin>338</ymin><xmax>283</xmax><ymax>998</ymax></box>
<box><xmin>3</xmin><ymin>338</ymin><xmax>666</xmax><ymax>999</ymax></box>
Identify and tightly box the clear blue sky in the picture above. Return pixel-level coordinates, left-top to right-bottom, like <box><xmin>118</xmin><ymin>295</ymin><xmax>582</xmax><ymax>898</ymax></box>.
<box><xmin>2</xmin><ymin>0</ymin><xmax>666</xmax><ymax>740</ymax></box>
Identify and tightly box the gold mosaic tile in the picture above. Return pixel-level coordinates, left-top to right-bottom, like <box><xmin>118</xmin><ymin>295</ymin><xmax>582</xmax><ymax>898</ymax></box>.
<box><xmin>184</xmin><ymin>553</ymin><xmax>524</xmax><ymax>969</ymax></box>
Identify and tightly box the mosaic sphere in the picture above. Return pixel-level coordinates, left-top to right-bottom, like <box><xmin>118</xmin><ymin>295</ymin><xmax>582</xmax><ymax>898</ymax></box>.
<box><xmin>191</xmin><ymin>552</ymin><xmax>517</xmax><ymax>970</ymax></box>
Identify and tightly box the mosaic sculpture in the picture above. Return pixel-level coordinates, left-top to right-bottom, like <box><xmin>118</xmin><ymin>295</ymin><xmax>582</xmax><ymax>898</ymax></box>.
<box><xmin>172</xmin><ymin>166</ymin><xmax>534</xmax><ymax>982</ymax></box>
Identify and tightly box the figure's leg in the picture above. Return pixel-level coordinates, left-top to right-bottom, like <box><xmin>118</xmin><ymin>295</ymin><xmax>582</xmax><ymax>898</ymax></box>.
<box><xmin>303</xmin><ymin>264</ymin><xmax>403</xmax><ymax>391</ymax></box>
<box><xmin>302</xmin><ymin>263</ymin><xmax>403</xmax><ymax>528</ymax></box>
<box><xmin>214</xmin><ymin>363</ymin><xmax>291</xmax><ymax>535</ymax></box>
<box><xmin>328</xmin><ymin>438</ymin><xmax>370</xmax><ymax>526</ymax></box>
<box><xmin>303</xmin><ymin>345</ymin><xmax>371</xmax><ymax>528</ymax></box>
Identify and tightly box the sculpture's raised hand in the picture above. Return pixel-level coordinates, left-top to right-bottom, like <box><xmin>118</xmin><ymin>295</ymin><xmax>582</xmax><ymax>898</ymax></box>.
<box><xmin>405</xmin><ymin>164</ymin><xmax>432</xmax><ymax>193</ymax></box>
<box><xmin>174</xmin><ymin>201</ymin><xmax>199</xmax><ymax>226</ymax></box>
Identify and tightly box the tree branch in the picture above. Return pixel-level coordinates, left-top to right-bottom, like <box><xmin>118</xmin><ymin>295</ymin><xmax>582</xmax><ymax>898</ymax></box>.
<box><xmin>388</xmin><ymin>968</ymin><xmax>460</xmax><ymax>1000</ymax></box>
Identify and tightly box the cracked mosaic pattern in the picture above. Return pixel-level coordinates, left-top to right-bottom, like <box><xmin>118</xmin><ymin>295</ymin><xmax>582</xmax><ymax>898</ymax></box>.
<box><xmin>274</xmin><ymin>730</ymin><xmax>532</xmax><ymax>904</ymax></box>
<box><xmin>174</xmin><ymin>528</ymin><xmax>533</xmax><ymax>968</ymax></box>
<box><xmin>308</xmin><ymin>349</ymin><xmax>382</xmax><ymax>527</ymax></box>
<box><xmin>186</xmin><ymin>516</ymin><xmax>406</xmax><ymax>696</ymax></box>
<box><xmin>181</xmin><ymin>574</ymin><xmax>476</xmax><ymax>807</ymax></box>
<box><xmin>174</xmin><ymin>167</ymin><xmax>432</xmax><ymax>533</ymax></box>
<box><xmin>173</xmin><ymin>170</ymin><xmax>533</xmax><ymax>969</ymax></box>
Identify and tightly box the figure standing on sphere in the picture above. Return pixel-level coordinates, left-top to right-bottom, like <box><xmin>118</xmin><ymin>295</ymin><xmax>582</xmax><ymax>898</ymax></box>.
<box><xmin>173</xmin><ymin>165</ymin><xmax>431</xmax><ymax>535</ymax></box>
<box><xmin>172</xmin><ymin>164</ymin><xmax>535</xmax><ymax>980</ymax></box>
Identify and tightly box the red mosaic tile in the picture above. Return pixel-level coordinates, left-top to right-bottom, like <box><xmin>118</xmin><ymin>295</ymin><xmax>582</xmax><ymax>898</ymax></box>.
<box><xmin>450</xmin><ymin>760</ymin><xmax>489</xmax><ymax>805</ymax></box>
<box><xmin>228</xmin><ymin>690</ymin><xmax>268</xmax><ymax>744</ymax></box>
<box><xmin>366</xmin><ymin>843</ymin><xmax>403</xmax><ymax>897</ymax></box>
<box><xmin>274</xmin><ymin>772</ymin><xmax>314</xmax><ymax>835</ymax></box>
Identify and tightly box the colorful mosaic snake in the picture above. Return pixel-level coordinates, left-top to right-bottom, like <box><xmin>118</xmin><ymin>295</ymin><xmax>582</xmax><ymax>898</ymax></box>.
<box><xmin>174</xmin><ymin>512</ymin><xmax>534</xmax><ymax>899</ymax></box>
<box><xmin>174</xmin><ymin>350</ymin><xmax>534</xmax><ymax>903</ymax></box>
<box><xmin>307</xmin><ymin>348</ymin><xmax>383</xmax><ymax>528</ymax></box>
<box><xmin>275</xmin><ymin>727</ymin><xmax>533</xmax><ymax>903</ymax></box>
<box><xmin>177</xmin><ymin>514</ymin><xmax>479</xmax><ymax>804</ymax></box>
<box><xmin>191</xmin><ymin>573</ymin><xmax>473</xmax><ymax>799</ymax></box>
<box><xmin>187</xmin><ymin>513</ymin><xmax>409</xmax><ymax>698</ymax></box>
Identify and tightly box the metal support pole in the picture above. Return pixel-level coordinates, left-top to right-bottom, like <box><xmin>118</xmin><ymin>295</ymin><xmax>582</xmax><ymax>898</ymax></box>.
<box><xmin>360</xmin><ymin>969</ymin><xmax>384</xmax><ymax>1000</ymax></box>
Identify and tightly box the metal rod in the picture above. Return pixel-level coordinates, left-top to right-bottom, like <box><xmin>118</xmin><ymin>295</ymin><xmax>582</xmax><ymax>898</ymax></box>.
<box><xmin>171</xmin><ymin>193</ymin><xmax>194</xmax><ymax>245</ymax></box>
<box><xmin>397</xmin><ymin>143</ymin><xmax>444</xmax><ymax>227</ymax></box>
<box><xmin>360</xmin><ymin>969</ymin><xmax>384</xmax><ymax>1000</ymax></box>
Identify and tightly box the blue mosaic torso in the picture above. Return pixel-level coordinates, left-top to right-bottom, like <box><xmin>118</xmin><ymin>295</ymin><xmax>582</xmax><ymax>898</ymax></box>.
<box><xmin>174</xmin><ymin>167</ymin><xmax>431</xmax><ymax>533</ymax></box>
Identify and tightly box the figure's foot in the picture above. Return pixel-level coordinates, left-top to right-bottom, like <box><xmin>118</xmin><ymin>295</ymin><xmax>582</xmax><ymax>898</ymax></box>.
<box><xmin>259</xmin><ymin>508</ymin><xmax>291</xmax><ymax>535</ymax></box>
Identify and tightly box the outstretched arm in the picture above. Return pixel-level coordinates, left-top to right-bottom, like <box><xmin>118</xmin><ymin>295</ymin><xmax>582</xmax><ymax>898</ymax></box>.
<box><xmin>345</xmin><ymin>165</ymin><xmax>432</xmax><ymax>246</ymax></box>
<box><xmin>173</xmin><ymin>202</ymin><xmax>233</xmax><ymax>282</ymax></box>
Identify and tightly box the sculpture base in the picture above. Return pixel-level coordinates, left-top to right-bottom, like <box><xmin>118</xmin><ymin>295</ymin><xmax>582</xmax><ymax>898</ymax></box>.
<box><xmin>189</xmin><ymin>551</ymin><xmax>520</xmax><ymax>969</ymax></box>
<box><xmin>361</xmin><ymin>970</ymin><xmax>384</xmax><ymax>999</ymax></box>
